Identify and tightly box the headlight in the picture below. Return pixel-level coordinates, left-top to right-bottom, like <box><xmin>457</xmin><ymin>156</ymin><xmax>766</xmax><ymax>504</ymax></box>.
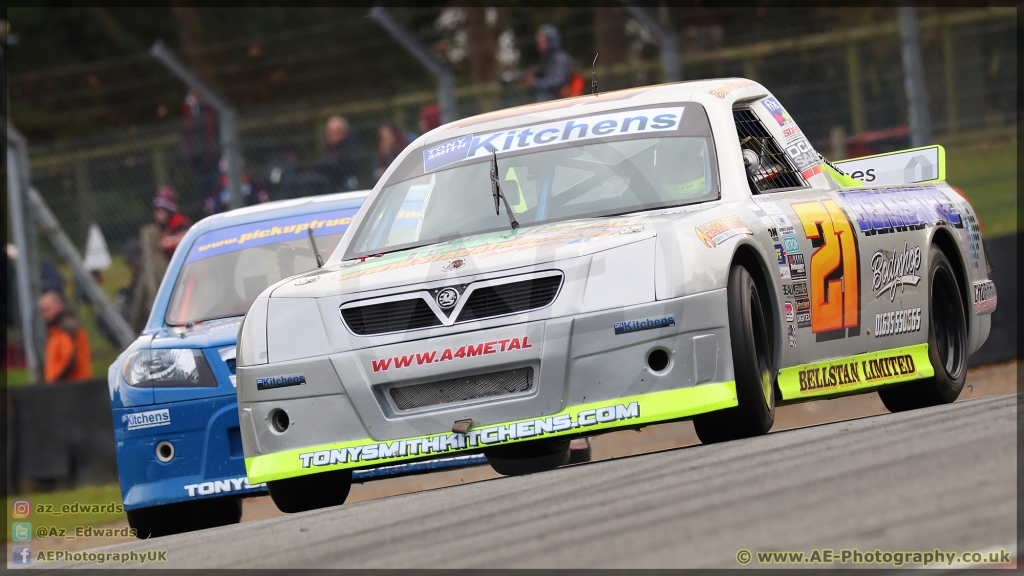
<box><xmin>237</xmin><ymin>296</ymin><xmax>270</xmax><ymax>367</ymax></box>
<box><xmin>121</xmin><ymin>349</ymin><xmax>218</xmax><ymax>388</ymax></box>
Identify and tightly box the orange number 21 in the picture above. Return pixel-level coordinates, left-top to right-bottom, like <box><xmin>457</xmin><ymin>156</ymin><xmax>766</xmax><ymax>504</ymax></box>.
<box><xmin>792</xmin><ymin>200</ymin><xmax>859</xmax><ymax>333</ymax></box>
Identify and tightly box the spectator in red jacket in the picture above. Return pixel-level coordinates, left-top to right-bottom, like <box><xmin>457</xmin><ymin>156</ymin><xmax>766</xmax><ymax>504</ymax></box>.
<box><xmin>152</xmin><ymin>185</ymin><xmax>192</xmax><ymax>260</ymax></box>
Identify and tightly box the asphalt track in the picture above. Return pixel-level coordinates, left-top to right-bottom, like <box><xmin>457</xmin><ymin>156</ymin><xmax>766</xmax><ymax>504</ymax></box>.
<box><xmin>43</xmin><ymin>393</ymin><xmax>1017</xmax><ymax>569</ymax></box>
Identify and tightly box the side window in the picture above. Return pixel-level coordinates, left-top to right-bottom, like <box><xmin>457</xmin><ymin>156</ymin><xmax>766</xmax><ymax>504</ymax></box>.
<box><xmin>733</xmin><ymin>108</ymin><xmax>807</xmax><ymax>194</ymax></box>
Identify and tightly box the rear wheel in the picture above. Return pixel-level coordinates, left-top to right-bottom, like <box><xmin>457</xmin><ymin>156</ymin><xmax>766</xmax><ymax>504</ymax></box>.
<box><xmin>486</xmin><ymin>438</ymin><xmax>571</xmax><ymax>476</ymax></box>
<box><xmin>127</xmin><ymin>497</ymin><xmax>242</xmax><ymax>539</ymax></box>
<box><xmin>879</xmin><ymin>246</ymin><xmax>967</xmax><ymax>412</ymax></box>
<box><xmin>693</xmin><ymin>263</ymin><xmax>776</xmax><ymax>444</ymax></box>
<box><xmin>267</xmin><ymin>469</ymin><xmax>352</xmax><ymax>513</ymax></box>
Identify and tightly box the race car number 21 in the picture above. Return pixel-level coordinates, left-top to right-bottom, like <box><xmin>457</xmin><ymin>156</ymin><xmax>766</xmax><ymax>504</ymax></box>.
<box><xmin>792</xmin><ymin>199</ymin><xmax>859</xmax><ymax>337</ymax></box>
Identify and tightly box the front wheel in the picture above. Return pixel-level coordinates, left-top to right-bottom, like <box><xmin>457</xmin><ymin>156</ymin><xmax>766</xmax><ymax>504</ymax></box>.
<box><xmin>127</xmin><ymin>497</ymin><xmax>242</xmax><ymax>539</ymax></box>
<box><xmin>267</xmin><ymin>469</ymin><xmax>352</xmax><ymax>513</ymax></box>
<box><xmin>879</xmin><ymin>246</ymin><xmax>967</xmax><ymax>412</ymax></box>
<box><xmin>693</xmin><ymin>263</ymin><xmax>776</xmax><ymax>444</ymax></box>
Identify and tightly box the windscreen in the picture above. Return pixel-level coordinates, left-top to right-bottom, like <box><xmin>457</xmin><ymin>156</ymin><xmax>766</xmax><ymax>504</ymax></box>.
<box><xmin>166</xmin><ymin>209</ymin><xmax>357</xmax><ymax>325</ymax></box>
<box><xmin>344</xmin><ymin>103</ymin><xmax>717</xmax><ymax>260</ymax></box>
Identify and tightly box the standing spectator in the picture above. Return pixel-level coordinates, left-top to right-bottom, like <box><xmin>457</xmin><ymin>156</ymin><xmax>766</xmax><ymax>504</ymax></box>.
<box><xmin>132</xmin><ymin>186</ymin><xmax>192</xmax><ymax>329</ymax></box>
<box><xmin>418</xmin><ymin>103</ymin><xmax>442</xmax><ymax>134</ymax></box>
<box><xmin>314</xmin><ymin>115</ymin><xmax>363</xmax><ymax>192</ymax></box>
<box><xmin>524</xmin><ymin>24</ymin><xmax>576</xmax><ymax>102</ymax></box>
<box><xmin>182</xmin><ymin>89</ymin><xmax>221</xmax><ymax>203</ymax></box>
<box><xmin>39</xmin><ymin>291</ymin><xmax>92</xmax><ymax>383</ymax></box>
<box><xmin>373</xmin><ymin>123</ymin><xmax>409</xmax><ymax>181</ymax></box>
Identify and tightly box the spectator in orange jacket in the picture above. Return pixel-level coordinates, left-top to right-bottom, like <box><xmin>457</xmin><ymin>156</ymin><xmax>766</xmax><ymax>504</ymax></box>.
<box><xmin>39</xmin><ymin>291</ymin><xmax>93</xmax><ymax>383</ymax></box>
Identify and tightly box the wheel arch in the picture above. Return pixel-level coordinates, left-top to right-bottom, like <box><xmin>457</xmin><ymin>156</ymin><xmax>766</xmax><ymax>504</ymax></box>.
<box><xmin>730</xmin><ymin>240</ymin><xmax>782</xmax><ymax>395</ymax></box>
<box><xmin>930</xmin><ymin>227</ymin><xmax>971</xmax><ymax>340</ymax></box>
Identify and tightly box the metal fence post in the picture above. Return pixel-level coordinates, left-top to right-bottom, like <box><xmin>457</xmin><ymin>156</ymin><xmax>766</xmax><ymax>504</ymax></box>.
<box><xmin>6</xmin><ymin>124</ymin><xmax>45</xmax><ymax>383</ymax></box>
<box><xmin>620</xmin><ymin>1</ymin><xmax>681</xmax><ymax>82</ymax></box>
<box><xmin>368</xmin><ymin>7</ymin><xmax>458</xmax><ymax>124</ymax></box>
<box><xmin>150</xmin><ymin>40</ymin><xmax>244</xmax><ymax>209</ymax></box>
<box><xmin>26</xmin><ymin>186</ymin><xmax>137</xmax><ymax>348</ymax></box>
<box><xmin>898</xmin><ymin>5</ymin><xmax>931</xmax><ymax>147</ymax></box>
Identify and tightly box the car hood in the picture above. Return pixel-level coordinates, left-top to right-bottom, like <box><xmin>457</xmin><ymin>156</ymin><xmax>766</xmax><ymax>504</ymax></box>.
<box><xmin>270</xmin><ymin>215</ymin><xmax>662</xmax><ymax>299</ymax></box>
<box><xmin>150</xmin><ymin>316</ymin><xmax>243</xmax><ymax>349</ymax></box>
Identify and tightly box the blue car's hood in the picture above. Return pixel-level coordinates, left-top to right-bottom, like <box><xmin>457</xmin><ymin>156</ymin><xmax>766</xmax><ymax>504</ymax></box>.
<box><xmin>150</xmin><ymin>316</ymin><xmax>244</xmax><ymax>350</ymax></box>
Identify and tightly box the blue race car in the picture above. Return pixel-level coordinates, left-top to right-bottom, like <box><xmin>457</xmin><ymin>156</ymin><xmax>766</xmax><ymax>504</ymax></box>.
<box><xmin>109</xmin><ymin>191</ymin><xmax>487</xmax><ymax>538</ymax></box>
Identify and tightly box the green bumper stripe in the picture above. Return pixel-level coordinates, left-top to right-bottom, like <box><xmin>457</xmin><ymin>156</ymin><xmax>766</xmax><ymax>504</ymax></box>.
<box><xmin>245</xmin><ymin>380</ymin><xmax>737</xmax><ymax>484</ymax></box>
<box><xmin>778</xmin><ymin>343</ymin><xmax>933</xmax><ymax>401</ymax></box>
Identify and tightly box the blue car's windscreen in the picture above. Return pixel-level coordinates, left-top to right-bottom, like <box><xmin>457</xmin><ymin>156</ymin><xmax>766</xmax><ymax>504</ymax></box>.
<box><xmin>166</xmin><ymin>209</ymin><xmax>357</xmax><ymax>325</ymax></box>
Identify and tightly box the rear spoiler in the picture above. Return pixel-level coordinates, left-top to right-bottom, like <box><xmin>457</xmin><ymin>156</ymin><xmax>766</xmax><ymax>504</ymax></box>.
<box><xmin>828</xmin><ymin>145</ymin><xmax>945</xmax><ymax>187</ymax></box>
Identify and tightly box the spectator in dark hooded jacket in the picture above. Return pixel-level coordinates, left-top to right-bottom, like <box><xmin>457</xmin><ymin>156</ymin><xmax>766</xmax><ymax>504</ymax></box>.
<box><xmin>524</xmin><ymin>24</ymin><xmax>575</xmax><ymax>102</ymax></box>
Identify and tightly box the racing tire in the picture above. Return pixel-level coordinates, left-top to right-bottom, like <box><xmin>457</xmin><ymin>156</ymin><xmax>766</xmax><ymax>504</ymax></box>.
<box><xmin>693</xmin><ymin>263</ymin><xmax>775</xmax><ymax>444</ymax></box>
<box><xmin>127</xmin><ymin>497</ymin><xmax>242</xmax><ymax>539</ymax></box>
<box><xmin>567</xmin><ymin>437</ymin><xmax>592</xmax><ymax>464</ymax></box>
<box><xmin>266</xmin><ymin>469</ymin><xmax>352</xmax><ymax>514</ymax></box>
<box><xmin>485</xmin><ymin>439</ymin><xmax>571</xmax><ymax>476</ymax></box>
<box><xmin>878</xmin><ymin>246</ymin><xmax>967</xmax><ymax>413</ymax></box>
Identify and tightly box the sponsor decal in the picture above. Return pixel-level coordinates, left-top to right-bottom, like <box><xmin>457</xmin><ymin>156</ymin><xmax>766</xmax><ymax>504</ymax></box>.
<box><xmin>796</xmin><ymin>311</ymin><xmax>811</xmax><ymax>328</ymax></box>
<box><xmin>782</xmin><ymin>235</ymin><xmax>801</xmax><ymax>254</ymax></box>
<box><xmin>122</xmin><ymin>409</ymin><xmax>170</xmax><ymax>431</ymax></box>
<box><xmin>833</xmin><ymin>145</ymin><xmax>943</xmax><ymax>187</ymax></box>
<box><xmin>785</xmin><ymin>138</ymin><xmax>820</xmax><ymax>179</ymax></box>
<box><xmin>709</xmin><ymin>79</ymin><xmax>758</xmax><ymax>99</ymax></box>
<box><xmin>424</xmin><ymin>107</ymin><xmax>685</xmax><ymax>172</ymax></box>
<box><xmin>255</xmin><ymin>373</ymin><xmax>306</xmax><ymax>391</ymax></box>
<box><xmin>779</xmin><ymin>266</ymin><xmax>791</xmax><ymax>280</ymax></box>
<box><xmin>793</xmin><ymin>282</ymin><xmax>809</xmax><ymax>299</ymax></box>
<box><xmin>785</xmin><ymin>302</ymin><xmax>794</xmax><ymax>322</ymax></box>
<box><xmin>973</xmin><ymin>280</ymin><xmax>997</xmax><ymax>313</ymax></box>
<box><xmin>294</xmin><ymin>276</ymin><xmax>320</xmax><ymax>286</ymax></box>
<box><xmin>371</xmin><ymin>336</ymin><xmax>532</xmax><ymax>372</ymax></box>
<box><xmin>186</xmin><ymin>209</ymin><xmax>358</xmax><ymax>263</ymax></box>
<box><xmin>792</xmin><ymin>200</ymin><xmax>860</xmax><ymax>338</ymax></box>
<box><xmin>246</xmin><ymin>381</ymin><xmax>739</xmax><ymax>482</ymax></box>
<box><xmin>423</xmin><ymin>135</ymin><xmax>473</xmax><ymax>173</ymax></box>
<box><xmin>435</xmin><ymin>287</ymin><xmax>459</xmax><ymax>309</ymax></box>
<box><xmin>778</xmin><ymin>344</ymin><xmax>932</xmax><ymax>399</ymax></box>
<box><xmin>761</xmin><ymin>96</ymin><xmax>794</xmax><ymax>126</ymax></box>
<box><xmin>337</xmin><ymin>220</ymin><xmax>646</xmax><ymax>281</ymax></box>
<box><xmin>184</xmin><ymin>477</ymin><xmax>265</xmax><ymax>498</ymax></box>
<box><xmin>614</xmin><ymin>316</ymin><xmax>676</xmax><ymax>335</ymax></box>
<box><xmin>782</xmin><ymin>124</ymin><xmax>803</xmax><ymax>141</ymax></box>
<box><xmin>298</xmin><ymin>400</ymin><xmax>643</xmax><ymax>469</ymax></box>
<box><xmin>774</xmin><ymin>243</ymin><xmax>787</xmax><ymax>265</ymax></box>
<box><xmin>787</xmin><ymin>253</ymin><xmax>807</xmax><ymax>280</ymax></box>
<box><xmin>838</xmin><ymin>186</ymin><xmax>962</xmax><ymax>236</ymax></box>
<box><xmin>695</xmin><ymin>216</ymin><xmax>753</xmax><ymax>248</ymax></box>
<box><xmin>788</xmin><ymin>325</ymin><xmax>797</xmax><ymax>348</ymax></box>
<box><xmin>874</xmin><ymin>307</ymin><xmax>922</xmax><ymax>337</ymax></box>
<box><xmin>962</xmin><ymin>213</ymin><xmax>981</xmax><ymax>269</ymax></box>
<box><xmin>871</xmin><ymin>242</ymin><xmax>922</xmax><ymax>301</ymax></box>
<box><xmin>752</xmin><ymin>196</ymin><xmax>785</xmax><ymax>215</ymax></box>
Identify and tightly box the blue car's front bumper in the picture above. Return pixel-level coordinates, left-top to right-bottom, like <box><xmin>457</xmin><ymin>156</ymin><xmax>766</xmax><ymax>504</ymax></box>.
<box><xmin>114</xmin><ymin>395</ymin><xmax>265</xmax><ymax>510</ymax></box>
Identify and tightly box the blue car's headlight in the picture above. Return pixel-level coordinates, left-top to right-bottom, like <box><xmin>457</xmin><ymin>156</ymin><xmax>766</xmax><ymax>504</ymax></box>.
<box><xmin>121</xmin><ymin>349</ymin><xmax>218</xmax><ymax>388</ymax></box>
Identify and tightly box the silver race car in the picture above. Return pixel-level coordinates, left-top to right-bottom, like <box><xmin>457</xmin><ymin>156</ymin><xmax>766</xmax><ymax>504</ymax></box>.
<box><xmin>237</xmin><ymin>78</ymin><xmax>995</xmax><ymax>513</ymax></box>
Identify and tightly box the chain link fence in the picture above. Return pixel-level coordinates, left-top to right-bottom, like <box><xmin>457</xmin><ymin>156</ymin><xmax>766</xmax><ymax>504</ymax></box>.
<box><xmin>8</xmin><ymin>7</ymin><xmax>1016</xmax><ymax>378</ymax></box>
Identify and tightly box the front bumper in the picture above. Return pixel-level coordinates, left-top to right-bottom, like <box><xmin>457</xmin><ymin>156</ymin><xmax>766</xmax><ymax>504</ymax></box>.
<box><xmin>240</xmin><ymin>289</ymin><xmax>736</xmax><ymax>484</ymax></box>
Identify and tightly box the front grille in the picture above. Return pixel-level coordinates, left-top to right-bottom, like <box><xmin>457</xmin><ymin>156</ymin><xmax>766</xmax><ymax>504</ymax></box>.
<box><xmin>342</xmin><ymin>298</ymin><xmax>442</xmax><ymax>335</ymax></box>
<box><xmin>389</xmin><ymin>367</ymin><xmax>534</xmax><ymax>411</ymax></box>
<box><xmin>456</xmin><ymin>276</ymin><xmax>562</xmax><ymax>322</ymax></box>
